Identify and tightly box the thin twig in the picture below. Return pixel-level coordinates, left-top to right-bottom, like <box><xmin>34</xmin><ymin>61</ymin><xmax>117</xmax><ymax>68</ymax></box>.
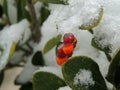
<box><xmin>26</xmin><ymin>0</ymin><xmax>41</xmax><ymax>43</ymax></box>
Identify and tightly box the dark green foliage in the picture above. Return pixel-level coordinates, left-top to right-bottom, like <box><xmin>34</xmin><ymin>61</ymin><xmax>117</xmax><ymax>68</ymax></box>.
<box><xmin>33</xmin><ymin>71</ymin><xmax>66</xmax><ymax>90</ymax></box>
<box><xmin>62</xmin><ymin>56</ymin><xmax>108</xmax><ymax>90</ymax></box>
<box><xmin>3</xmin><ymin>0</ymin><xmax>8</xmax><ymax>17</ymax></box>
<box><xmin>38</xmin><ymin>0</ymin><xmax>68</xmax><ymax>5</ymax></box>
<box><xmin>0</xmin><ymin>70</ymin><xmax>4</xmax><ymax>86</ymax></box>
<box><xmin>0</xmin><ymin>23</ymin><xmax>5</xmax><ymax>30</ymax></box>
<box><xmin>16</xmin><ymin>0</ymin><xmax>30</xmax><ymax>22</ymax></box>
<box><xmin>40</xmin><ymin>4</ymin><xmax>50</xmax><ymax>25</ymax></box>
<box><xmin>19</xmin><ymin>82</ymin><xmax>33</xmax><ymax>90</ymax></box>
<box><xmin>0</xmin><ymin>5</ymin><xmax>3</xmax><ymax>18</ymax></box>
<box><xmin>32</xmin><ymin>51</ymin><xmax>44</xmax><ymax>66</ymax></box>
<box><xmin>106</xmin><ymin>48</ymin><xmax>120</xmax><ymax>89</ymax></box>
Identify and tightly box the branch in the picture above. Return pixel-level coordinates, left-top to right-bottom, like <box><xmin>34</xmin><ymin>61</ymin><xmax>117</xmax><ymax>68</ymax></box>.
<box><xmin>26</xmin><ymin>0</ymin><xmax>41</xmax><ymax>43</ymax></box>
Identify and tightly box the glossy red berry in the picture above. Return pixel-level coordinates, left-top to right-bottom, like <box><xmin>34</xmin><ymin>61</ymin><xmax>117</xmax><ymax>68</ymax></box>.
<box><xmin>56</xmin><ymin>33</ymin><xmax>77</xmax><ymax>66</ymax></box>
<box><xmin>56</xmin><ymin>56</ymin><xmax>68</xmax><ymax>66</ymax></box>
<box><xmin>63</xmin><ymin>33</ymin><xmax>75</xmax><ymax>45</ymax></box>
<box><xmin>56</xmin><ymin>43</ymin><xmax>66</xmax><ymax>58</ymax></box>
<box><xmin>62</xmin><ymin>44</ymin><xmax>74</xmax><ymax>56</ymax></box>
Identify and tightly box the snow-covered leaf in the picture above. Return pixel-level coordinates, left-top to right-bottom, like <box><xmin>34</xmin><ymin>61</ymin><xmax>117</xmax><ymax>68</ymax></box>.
<box><xmin>62</xmin><ymin>56</ymin><xmax>108</xmax><ymax>90</ymax></box>
<box><xmin>91</xmin><ymin>37</ymin><xmax>111</xmax><ymax>53</ymax></box>
<box><xmin>0</xmin><ymin>41</ymin><xmax>16</xmax><ymax>71</ymax></box>
<box><xmin>106</xmin><ymin>48</ymin><xmax>120</xmax><ymax>89</ymax></box>
<box><xmin>80</xmin><ymin>8</ymin><xmax>103</xmax><ymax>30</ymax></box>
<box><xmin>38</xmin><ymin>0</ymin><xmax>68</xmax><ymax>5</ymax></box>
<box><xmin>43</xmin><ymin>34</ymin><xmax>62</xmax><ymax>54</ymax></box>
<box><xmin>33</xmin><ymin>71</ymin><xmax>66</xmax><ymax>90</ymax></box>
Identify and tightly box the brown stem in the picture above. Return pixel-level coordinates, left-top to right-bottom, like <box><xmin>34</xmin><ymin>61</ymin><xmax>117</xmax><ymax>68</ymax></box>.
<box><xmin>26</xmin><ymin>0</ymin><xmax>41</xmax><ymax>43</ymax></box>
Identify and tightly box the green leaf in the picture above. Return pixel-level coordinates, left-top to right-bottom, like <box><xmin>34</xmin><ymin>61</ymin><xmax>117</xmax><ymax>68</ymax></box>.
<box><xmin>32</xmin><ymin>51</ymin><xmax>44</xmax><ymax>66</ymax></box>
<box><xmin>3</xmin><ymin>0</ymin><xmax>10</xmax><ymax>24</ymax></box>
<box><xmin>19</xmin><ymin>82</ymin><xmax>33</xmax><ymax>90</ymax></box>
<box><xmin>62</xmin><ymin>56</ymin><xmax>108</xmax><ymax>90</ymax></box>
<box><xmin>91</xmin><ymin>38</ymin><xmax>111</xmax><ymax>53</ymax></box>
<box><xmin>79</xmin><ymin>8</ymin><xmax>103</xmax><ymax>30</ymax></box>
<box><xmin>33</xmin><ymin>71</ymin><xmax>66</xmax><ymax>90</ymax></box>
<box><xmin>0</xmin><ymin>23</ymin><xmax>5</xmax><ymax>30</ymax></box>
<box><xmin>38</xmin><ymin>0</ymin><xmax>68</xmax><ymax>5</ymax></box>
<box><xmin>43</xmin><ymin>34</ymin><xmax>62</xmax><ymax>54</ymax></box>
<box><xmin>0</xmin><ymin>5</ymin><xmax>3</xmax><ymax>17</ymax></box>
<box><xmin>16</xmin><ymin>0</ymin><xmax>30</xmax><ymax>22</ymax></box>
<box><xmin>106</xmin><ymin>48</ymin><xmax>120</xmax><ymax>89</ymax></box>
<box><xmin>40</xmin><ymin>4</ymin><xmax>50</xmax><ymax>25</ymax></box>
<box><xmin>0</xmin><ymin>70</ymin><xmax>4</xmax><ymax>86</ymax></box>
<box><xmin>3</xmin><ymin>0</ymin><xmax>8</xmax><ymax>17</ymax></box>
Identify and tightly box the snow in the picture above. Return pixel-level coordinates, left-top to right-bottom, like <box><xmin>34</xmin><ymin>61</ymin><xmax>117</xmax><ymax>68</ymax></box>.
<box><xmin>35</xmin><ymin>66</ymin><xmax>63</xmax><ymax>79</ymax></box>
<box><xmin>0</xmin><ymin>19</ymin><xmax>30</xmax><ymax>44</ymax></box>
<box><xmin>15</xmin><ymin>55</ymin><xmax>39</xmax><ymax>84</ymax></box>
<box><xmin>94</xmin><ymin>0</ymin><xmax>120</xmax><ymax>56</ymax></box>
<box><xmin>1</xmin><ymin>0</ymin><xmax>120</xmax><ymax>89</ymax></box>
<box><xmin>0</xmin><ymin>41</ymin><xmax>14</xmax><ymax>71</ymax></box>
<box><xmin>73</xmin><ymin>69</ymin><xmax>95</xmax><ymax>89</ymax></box>
<box><xmin>0</xmin><ymin>19</ymin><xmax>31</xmax><ymax>71</ymax></box>
<box><xmin>58</xmin><ymin>86</ymin><xmax>72</xmax><ymax>90</ymax></box>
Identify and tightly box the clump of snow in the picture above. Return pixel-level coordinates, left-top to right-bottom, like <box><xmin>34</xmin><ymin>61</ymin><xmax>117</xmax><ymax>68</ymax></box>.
<box><xmin>52</xmin><ymin>0</ymin><xmax>104</xmax><ymax>33</ymax></box>
<box><xmin>15</xmin><ymin>55</ymin><xmax>39</xmax><ymax>84</ymax></box>
<box><xmin>74</xmin><ymin>69</ymin><xmax>95</xmax><ymax>89</ymax></box>
<box><xmin>0</xmin><ymin>19</ymin><xmax>30</xmax><ymax>44</ymax></box>
<box><xmin>35</xmin><ymin>66</ymin><xmax>62</xmax><ymax>79</ymax></box>
<box><xmin>58</xmin><ymin>86</ymin><xmax>72</xmax><ymax>90</ymax></box>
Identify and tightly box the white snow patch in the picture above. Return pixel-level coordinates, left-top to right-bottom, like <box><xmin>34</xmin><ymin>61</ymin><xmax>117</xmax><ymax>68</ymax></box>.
<box><xmin>16</xmin><ymin>55</ymin><xmax>39</xmax><ymax>84</ymax></box>
<box><xmin>58</xmin><ymin>86</ymin><xmax>72</xmax><ymax>90</ymax></box>
<box><xmin>0</xmin><ymin>19</ymin><xmax>30</xmax><ymax>44</ymax></box>
<box><xmin>36</xmin><ymin>66</ymin><xmax>62</xmax><ymax>79</ymax></box>
<box><xmin>74</xmin><ymin>69</ymin><xmax>95</xmax><ymax>89</ymax></box>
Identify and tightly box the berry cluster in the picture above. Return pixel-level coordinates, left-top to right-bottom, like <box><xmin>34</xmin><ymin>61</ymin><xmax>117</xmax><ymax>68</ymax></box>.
<box><xmin>56</xmin><ymin>33</ymin><xmax>77</xmax><ymax>66</ymax></box>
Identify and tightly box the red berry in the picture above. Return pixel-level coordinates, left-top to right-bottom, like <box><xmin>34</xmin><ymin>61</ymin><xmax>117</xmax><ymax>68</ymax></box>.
<box><xmin>63</xmin><ymin>33</ymin><xmax>75</xmax><ymax>45</ymax></box>
<box><xmin>57</xmin><ymin>43</ymin><xmax>66</xmax><ymax>58</ymax></box>
<box><xmin>62</xmin><ymin>44</ymin><xmax>74</xmax><ymax>56</ymax></box>
<box><xmin>56</xmin><ymin>56</ymin><xmax>68</xmax><ymax>66</ymax></box>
